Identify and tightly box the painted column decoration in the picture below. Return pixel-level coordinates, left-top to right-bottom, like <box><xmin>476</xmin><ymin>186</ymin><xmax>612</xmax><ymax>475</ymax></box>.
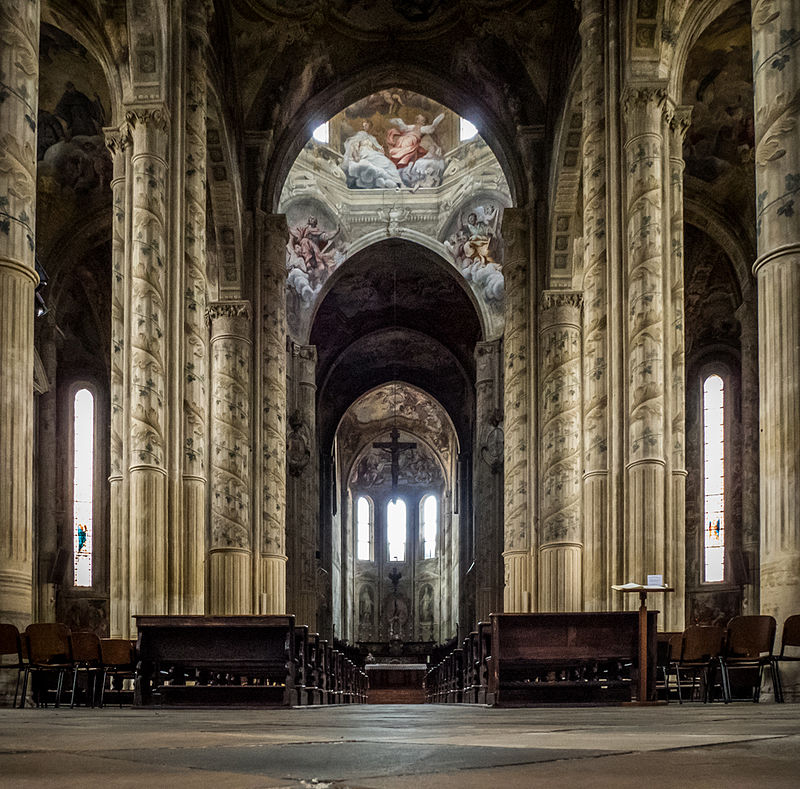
<box><xmin>126</xmin><ymin>107</ymin><xmax>170</xmax><ymax>629</ymax></box>
<box><xmin>104</xmin><ymin>125</ymin><xmax>132</xmax><ymax>636</ymax></box>
<box><xmin>580</xmin><ymin>0</ymin><xmax>611</xmax><ymax>612</ymax></box>
<box><xmin>502</xmin><ymin>208</ymin><xmax>531</xmax><ymax>612</ymax></box>
<box><xmin>751</xmin><ymin>0</ymin><xmax>800</xmax><ymax>642</ymax></box>
<box><xmin>621</xmin><ymin>85</ymin><xmax>674</xmax><ymax>625</ymax></box>
<box><xmin>667</xmin><ymin>104</ymin><xmax>691</xmax><ymax>625</ymax></box>
<box><xmin>287</xmin><ymin>343</ymin><xmax>318</xmax><ymax>630</ymax></box>
<box><xmin>0</xmin><ymin>0</ymin><xmax>39</xmax><ymax>628</ymax></box>
<box><xmin>258</xmin><ymin>214</ymin><xmax>288</xmax><ymax>614</ymax></box>
<box><xmin>539</xmin><ymin>292</ymin><xmax>583</xmax><ymax>612</ymax></box>
<box><xmin>182</xmin><ymin>0</ymin><xmax>211</xmax><ymax>615</ymax></box>
<box><xmin>474</xmin><ymin>338</ymin><xmax>503</xmax><ymax>622</ymax></box>
<box><xmin>207</xmin><ymin>302</ymin><xmax>252</xmax><ymax>614</ymax></box>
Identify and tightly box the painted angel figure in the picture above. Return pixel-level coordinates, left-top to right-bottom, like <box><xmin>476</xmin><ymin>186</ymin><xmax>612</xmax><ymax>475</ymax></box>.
<box><xmin>386</xmin><ymin>112</ymin><xmax>447</xmax><ymax>187</ymax></box>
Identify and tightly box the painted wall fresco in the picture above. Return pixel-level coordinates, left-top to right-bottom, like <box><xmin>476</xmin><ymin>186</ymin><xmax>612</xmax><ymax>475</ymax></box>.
<box><xmin>681</xmin><ymin>4</ymin><xmax>755</xmax><ymax>227</ymax></box>
<box><xmin>279</xmin><ymin>89</ymin><xmax>511</xmax><ymax>341</ymax></box>
<box><xmin>36</xmin><ymin>24</ymin><xmax>112</xmax><ymax>262</ymax></box>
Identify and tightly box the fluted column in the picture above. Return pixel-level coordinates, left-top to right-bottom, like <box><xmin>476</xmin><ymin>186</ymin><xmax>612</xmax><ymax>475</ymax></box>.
<box><xmin>751</xmin><ymin>2</ymin><xmax>800</xmax><ymax>645</ymax></box>
<box><xmin>667</xmin><ymin>104</ymin><xmax>691</xmax><ymax>627</ymax></box>
<box><xmin>35</xmin><ymin>321</ymin><xmax>59</xmax><ymax>621</ymax></box>
<box><xmin>207</xmin><ymin>302</ymin><xmax>252</xmax><ymax>614</ymax></box>
<box><xmin>257</xmin><ymin>214</ymin><xmax>288</xmax><ymax>614</ymax></box>
<box><xmin>502</xmin><ymin>208</ymin><xmax>531</xmax><ymax>612</ymax></box>
<box><xmin>474</xmin><ymin>339</ymin><xmax>503</xmax><ymax>621</ymax></box>
<box><xmin>0</xmin><ymin>0</ymin><xmax>39</xmax><ymax>629</ymax></box>
<box><xmin>579</xmin><ymin>0</ymin><xmax>611</xmax><ymax>615</ymax></box>
<box><xmin>287</xmin><ymin>343</ymin><xmax>318</xmax><ymax>629</ymax></box>
<box><xmin>539</xmin><ymin>292</ymin><xmax>583</xmax><ymax>612</ymax></box>
<box><xmin>126</xmin><ymin>107</ymin><xmax>170</xmax><ymax>630</ymax></box>
<box><xmin>181</xmin><ymin>0</ymin><xmax>211</xmax><ymax>615</ymax></box>
<box><xmin>104</xmin><ymin>124</ymin><xmax>132</xmax><ymax>636</ymax></box>
<box><xmin>622</xmin><ymin>86</ymin><xmax>679</xmax><ymax>626</ymax></box>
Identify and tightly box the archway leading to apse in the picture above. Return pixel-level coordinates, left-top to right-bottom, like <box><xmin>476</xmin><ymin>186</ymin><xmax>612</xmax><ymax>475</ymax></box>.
<box><xmin>278</xmin><ymin>90</ymin><xmax>511</xmax><ymax>646</ymax></box>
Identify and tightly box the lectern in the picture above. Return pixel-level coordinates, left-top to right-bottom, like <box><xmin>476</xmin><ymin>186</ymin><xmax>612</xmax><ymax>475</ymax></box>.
<box><xmin>612</xmin><ymin>583</ymin><xmax>674</xmax><ymax>703</ymax></box>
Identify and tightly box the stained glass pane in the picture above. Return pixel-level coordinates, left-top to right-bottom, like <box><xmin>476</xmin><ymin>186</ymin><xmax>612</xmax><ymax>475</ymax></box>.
<box><xmin>357</xmin><ymin>495</ymin><xmax>371</xmax><ymax>561</ymax></box>
<box><xmin>422</xmin><ymin>494</ymin><xmax>437</xmax><ymax>559</ymax></box>
<box><xmin>387</xmin><ymin>499</ymin><xmax>406</xmax><ymax>562</ymax></box>
<box><xmin>703</xmin><ymin>375</ymin><xmax>725</xmax><ymax>583</ymax></box>
<box><xmin>73</xmin><ymin>388</ymin><xmax>94</xmax><ymax>587</ymax></box>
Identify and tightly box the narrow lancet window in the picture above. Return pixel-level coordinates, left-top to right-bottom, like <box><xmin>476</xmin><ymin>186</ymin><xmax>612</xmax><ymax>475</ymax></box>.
<box><xmin>357</xmin><ymin>495</ymin><xmax>372</xmax><ymax>561</ymax></box>
<box><xmin>73</xmin><ymin>388</ymin><xmax>94</xmax><ymax>587</ymax></box>
<box><xmin>387</xmin><ymin>499</ymin><xmax>406</xmax><ymax>562</ymax></box>
<box><xmin>703</xmin><ymin>374</ymin><xmax>725</xmax><ymax>583</ymax></box>
<box><xmin>422</xmin><ymin>494</ymin><xmax>437</xmax><ymax>559</ymax></box>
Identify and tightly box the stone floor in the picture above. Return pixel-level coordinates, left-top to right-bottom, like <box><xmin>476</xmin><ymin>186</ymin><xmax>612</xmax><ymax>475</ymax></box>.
<box><xmin>0</xmin><ymin>703</ymin><xmax>798</xmax><ymax>788</ymax></box>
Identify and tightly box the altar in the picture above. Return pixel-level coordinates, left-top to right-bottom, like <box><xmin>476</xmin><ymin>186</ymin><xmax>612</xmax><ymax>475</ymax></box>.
<box><xmin>365</xmin><ymin>663</ymin><xmax>427</xmax><ymax>704</ymax></box>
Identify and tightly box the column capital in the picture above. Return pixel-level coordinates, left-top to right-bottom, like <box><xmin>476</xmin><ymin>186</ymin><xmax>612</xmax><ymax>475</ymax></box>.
<box><xmin>540</xmin><ymin>290</ymin><xmax>583</xmax><ymax>312</ymax></box>
<box><xmin>622</xmin><ymin>83</ymin><xmax>669</xmax><ymax>136</ymax></box>
<box><xmin>124</xmin><ymin>104</ymin><xmax>170</xmax><ymax>134</ymax></box>
<box><xmin>103</xmin><ymin>124</ymin><xmax>132</xmax><ymax>156</ymax></box>
<box><xmin>666</xmin><ymin>103</ymin><xmax>693</xmax><ymax>141</ymax></box>
<box><xmin>206</xmin><ymin>300</ymin><xmax>253</xmax><ymax>338</ymax></box>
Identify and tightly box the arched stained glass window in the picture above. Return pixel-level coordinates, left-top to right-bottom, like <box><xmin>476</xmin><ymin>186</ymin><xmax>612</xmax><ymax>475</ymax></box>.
<box><xmin>73</xmin><ymin>388</ymin><xmax>94</xmax><ymax>587</ymax></box>
<box><xmin>357</xmin><ymin>495</ymin><xmax>373</xmax><ymax>561</ymax></box>
<box><xmin>703</xmin><ymin>374</ymin><xmax>725</xmax><ymax>583</ymax></box>
<box><xmin>387</xmin><ymin>499</ymin><xmax>406</xmax><ymax>562</ymax></box>
<box><xmin>422</xmin><ymin>494</ymin><xmax>437</xmax><ymax>559</ymax></box>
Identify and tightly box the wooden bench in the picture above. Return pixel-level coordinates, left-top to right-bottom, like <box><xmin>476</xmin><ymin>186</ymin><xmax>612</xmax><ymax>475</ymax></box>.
<box><xmin>487</xmin><ymin>611</ymin><xmax>658</xmax><ymax>705</ymax></box>
<box><xmin>134</xmin><ymin>615</ymin><xmax>300</xmax><ymax>706</ymax></box>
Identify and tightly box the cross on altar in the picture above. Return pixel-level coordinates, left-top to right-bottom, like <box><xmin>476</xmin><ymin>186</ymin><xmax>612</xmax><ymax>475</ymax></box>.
<box><xmin>373</xmin><ymin>427</ymin><xmax>416</xmax><ymax>499</ymax></box>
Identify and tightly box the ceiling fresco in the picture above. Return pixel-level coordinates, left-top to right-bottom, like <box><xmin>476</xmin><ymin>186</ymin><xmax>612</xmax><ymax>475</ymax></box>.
<box><xmin>279</xmin><ymin>89</ymin><xmax>511</xmax><ymax>341</ymax></box>
<box><xmin>36</xmin><ymin>23</ymin><xmax>112</xmax><ymax>265</ymax></box>
<box><xmin>681</xmin><ymin>2</ymin><xmax>755</xmax><ymax>232</ymax></box>
<box><xmin>338</xmin><ymin>383</ymin><xmax>457</xmax><ymax>496</ymax></box>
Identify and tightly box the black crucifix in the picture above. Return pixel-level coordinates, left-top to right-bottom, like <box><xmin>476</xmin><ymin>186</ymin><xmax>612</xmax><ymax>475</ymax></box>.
<box><xmin>373</xmin><ymin>427</ymin><xmax>416</xmax><ymax>501</ymax></box>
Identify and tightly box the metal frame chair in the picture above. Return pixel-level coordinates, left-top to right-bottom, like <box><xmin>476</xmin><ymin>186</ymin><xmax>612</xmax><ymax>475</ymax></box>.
<box><xmin>719</xmin><ymin>615</ymin><xmax>779</xmax><ymax>703</ymax></box>
<box><xmin>70</xmin><ymin>631</ymin><xmax>102</xmax><ymax>707</ymax></box>
<box><xmin>0</xmin><ymin>624</ymin><xmax>25</xmax><ymax>708</ymax></box>
<box><xmin>22</xmin><ymin>623</ymin><xmax>73</xmax><ymax>707</ymax></box>
<box><xmin>772</xmin><ymin>614</ymin><xmax>800</xmax><ymax>703</ymax></box>
<box><xmin>671</xmin><ymin>625</ymin><xmax>725</xmax><ymax>703</ymax></box>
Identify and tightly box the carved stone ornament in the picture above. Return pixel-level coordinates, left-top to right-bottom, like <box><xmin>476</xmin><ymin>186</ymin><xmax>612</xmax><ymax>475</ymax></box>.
<box><xmin>286</xmin><ymin>409</ymin><xmax>311</xmax><ymax>477</ymax></box>
<box><xmin>480</xmin><ymin>408</ymin><xmax>505</xmax><ymax>474</ymax></box>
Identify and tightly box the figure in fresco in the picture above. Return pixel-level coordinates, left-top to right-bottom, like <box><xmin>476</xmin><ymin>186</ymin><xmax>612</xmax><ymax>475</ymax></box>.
<box><xmin>386</xmin><ymin>113</ymin><xmax>446</xmax><ymax>187</ymax></box>
<box><xmin>287</xmin><ymin>216</ymin><xmax>341</xmax><ymax>289</ymax></box>
<box><xmin>420</xmin><ymin>585</ymin><xmax>434</xmax><ymax>623</ymax></box>
<box><xmin>462</xmin><ymin>205</ymin><xmax>499</xmax><ymax>266</ymax></box>
<box><xmin>55</xmin><ymin>81</ymin><xmax>105</xmax><ymax>139</ymax></box>
<box><xmin>341</xmin><ymin>120</ymin><xmax>403</xmax><ymax>189</ymax></box>
<box><xmin>359</xmin><ymin>586</ymin><xmax>374</xmax><ymax>626</ymax></box>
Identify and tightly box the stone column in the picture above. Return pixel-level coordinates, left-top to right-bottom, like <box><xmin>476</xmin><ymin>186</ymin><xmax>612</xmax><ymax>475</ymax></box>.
<box><xmin>474</xmin><ymin>339</ymin><xmax>503</xmax><ymax>621</ymax></box>
<box><xmin>621</xmin><ymin>86</ymin><xmax>678</xmax><ymax>627</ymax></box>
<box><xmin>667</xmin><ymin>104</ymin><xmax>691</xmax><ymax>625</ymax></box>
<box><xmin>104</xmin><ymin>124</ymin><xmax>132</xmax><ymax>637</ymax></box>
<box><xmin>257</xmin><ymin>214</ymin><xmax>288</xmax><ymax>614</ymax></box>
<box><xmin>35</xmin><ymin>320</ymin><xmax>59</xmax><ymax>621</ymax></box>
<box><xmin>287</xmin><ymin>343</ymin><xmax>318</xmax><ymax>630</ymax></box>
<box><xmin>751</xmin><ymin>1</ymin><xmax>800</xmax><ymax>639</ymax></box>
<box><xmin>181</xmin><ymin>0</ymin><xmax>211</xmax><ymax>615</ymax></box>
<box><xmin>502</xmin><ymin>208</ymin><xmax>532</xmax><ymax>612</ymax></box>
<box><xmin>579</xmin><ymin>0</ymin><xmax>612</xmax><ymax>615</ymax></box>
<box><xmin>207</xmin><ymin>302</ymin><xmax>252</xmax><ymax>614</ymax></box>
<box><xmin>538</xmin><ymin>292</ymin><xmax>583</xmax><ymax>612</ymax></box>
<box><xmin>0</xmin><ymin>0</ymin><xmax>39</xmax><ymax>629</ymax></box>
<box><xmin>126</xmin><ymin>108</ymin><xmax>170</xmax><ymax>629</ymax></box>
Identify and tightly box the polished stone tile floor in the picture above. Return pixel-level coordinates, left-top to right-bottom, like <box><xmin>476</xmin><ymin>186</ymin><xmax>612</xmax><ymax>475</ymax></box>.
<box><xmin>1</xmin><ymin>703</ymin><xmax>798</xmax><ymax>788</ymax></box>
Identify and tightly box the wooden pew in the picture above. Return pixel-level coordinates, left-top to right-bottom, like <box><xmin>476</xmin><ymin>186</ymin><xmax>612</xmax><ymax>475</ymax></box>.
<box><xmin>134</xmin><ymin>615</ymin><xmax>300</xmax><ymax>706</ymax></box>
<box><xmin>488</xmin><ymin>612</ymin><xmax>658</xmax><ymax>705</ymax></box>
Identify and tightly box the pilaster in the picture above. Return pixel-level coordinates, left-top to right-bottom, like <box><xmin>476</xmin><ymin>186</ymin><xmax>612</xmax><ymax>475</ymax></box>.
<box><xmin>474</xmin><ymin>339</ymin><xmax>503</xmax><ymax>621</ymax></box>
<box><xmin>751</xmin><ymin>1</ymin><xmax>800</xmax><ymax>681</ymax></box>
<box><xmin>502</xmin><ymin>208</ymin><xmax>531</xmax><ymax>612</ymax></box>
<box><xmin>0</xmin><ymin>0</ymin><xmax>39</xmax><ymax>629</ymax></box>
<box><xmin>257</xmin><ymin>214</ymin><xmax>288</xmax><ymax>614</ymax></box>
<box><xmin>538</xmin><ymin>291</ymin><xmax>583</xmax><ymax>612</ymax></box>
